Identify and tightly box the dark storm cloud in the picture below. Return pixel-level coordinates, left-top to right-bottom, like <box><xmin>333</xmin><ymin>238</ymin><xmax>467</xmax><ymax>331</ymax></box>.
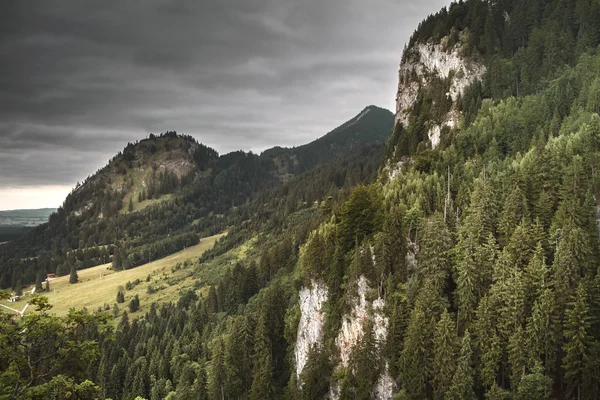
<box><xmin>0</xmin><ymin>0</ymin><xmax>449</xmax><ymax>191</ymax></box>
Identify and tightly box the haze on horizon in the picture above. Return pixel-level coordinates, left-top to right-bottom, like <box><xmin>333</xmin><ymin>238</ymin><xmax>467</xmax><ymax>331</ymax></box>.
<box><xmin>0</xmin><ymin>0</ymin><xmax>449</xmax><ymax>210</ymax></box>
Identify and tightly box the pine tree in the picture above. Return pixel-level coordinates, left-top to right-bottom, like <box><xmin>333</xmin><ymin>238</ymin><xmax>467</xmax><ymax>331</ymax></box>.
<box><xmin>399</xmin><ymin>308</ymin><xmax>429</xmax><ymax>399</ymax></box>
<box><xmin>206</xmin><ymin>285</ymin><xmax>218</xmax><ymax>314</ymax></box>
<box><xmin>386</xmin><ymin>282</ymin><xmax>410</xmax><ymax>378</ymax></box>
<box><xmin>208</xmin><ymin>339</ymin><xmax>226</xmax><ymax>400</ymax></box>
<box><xmin>116</xmin><ymin>290</ymin><xmax>125</xmax><ymax>304</ymax></box>
<box><xmin>299</xmin><ymin>344</ymin><xmax>332</xmax><ymax>400</ymax></box>
<box><xmin>456</xmin><ymin>182</ymin><xmax>499</xmax><ymax>329</ymax></box>
<box><xmin>498</xmin><ymin>260</ymin><xmax>526</xmax><ymax>337</ymax></box>
<box><xmin>35</xmin><ymin>269</ymin><xmax>45</xmax><ymax>292</ymax></box>
<box><xmin>69</xmin><ymin>264</ymin><xmax>78</xmax><ymax>284</ymax></box>
<box><xmin>432</xmin><ymin>310</ymin><xmax>458</xmax><ymax>400</ymax></box>
<box><xmin>484</xmin><ymin>384</ymin><xmax>512</xmax><ymax>400</ymax></box>
<box><xmin>474</xmin><ymin>295</ymin><xmax>502</xmax><ymax>388</ymax></box>
<box><xmin>525</xmin><ymin>287</ymin><xmax>558</xmax><ymax>372</ymax></box>
<box><xmin>128</xmin><ymin>197</ymin><xmax>134</xmax><ymax>212</ymax></box>
<box><xmin>380</xmin><ymin>204</ymin><xmax>407</xmax><ymax>282</ymax></box>
<box><xmin>552</xmin><ymin>227</ymin><xmax>592</xmax><ymax>314</ymax></box>
<box><xmin>128</xmin><ymin>294</ymin><xmax>140</xmax><ymax>313</ymax></box>
<box><xmin>348</xmin><ymin>322</ymin><xmax>380</xmax><ymax>400</ymax></box>
<box><xmin>499</xmin><ymin>185</ymin><xmax>529</xmax><ymax>245</ymax></box>
<box><xmin>112</xmin><ymin>245</ymin><xmax>122</xmax><ymax>271</ymax></box>
<box><xmin>484</xmin><ymin>8</ymin><xmax>499</xmax><ymax>57</ymax></box>
<box><xmin>250</xmin><ymin>313</ymin><xmax>274</xmax><ymax>400</ymax></box>
<box><xmin>507</xmin><ymin>325</ymin><xmax>526</xmax><ymax>391</ymax></box>
<box><xmin>224</xmin><ymin>316</ymin><xmax>254</xmax><ymax>398</ymax></box>
<box><xmin>446</xmin><ymin>330</ymin><xmax>476</xmax><ymax>400</ymax></box>
<box><xmin>563</xmin><ymin>283</ymin><xmax>591</xmax><ymax>400</ymax></box>
<box><xmin>417</xmin><ymin>214</ymin><xmax>453</xmax><ymax>294</ymax></box>
<box><xmin>523</xmin><ymin>243</ymin><xmax>549</xmax><ymax>310</ymax></box>
<box><xmin>516</xmin><ymin>362</ymin><xmax>553</xmax><ymax>400</ymax></box>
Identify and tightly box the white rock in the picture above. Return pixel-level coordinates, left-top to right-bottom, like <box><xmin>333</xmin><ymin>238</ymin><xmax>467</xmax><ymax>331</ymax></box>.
<box><xmin>330</xmin><ymin>276</ymin><xmax>391</xmax><ymax>400</ymax></box>
<box><xmin>374</xmin><ymin>362</ymin><xmax>395</xmax><ymax>400</ymax></box>
<box><xmin>428</xmin><ymin>125</ymin><xmax>441</xmax><ymax>148</ymax></box>
<box><xmin>335</xmin><ymin>276</ymin><xmax>370</xmax><ymax>368</ymax></box>
<box><xmin>395</xmin><ymin>38</ymin><xmax>485</xmax><ymax>127</ymax></box>
<box><xmin>295</xmin><ymin>279</ymin><xmax>329</xmax><ymax>378</ymax></box>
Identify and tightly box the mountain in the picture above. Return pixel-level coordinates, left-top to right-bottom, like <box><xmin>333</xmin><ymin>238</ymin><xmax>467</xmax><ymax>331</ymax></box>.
<box><xmin>262</xmin><ymin>105</ymin><xmax>394</xmax><ymax>176</ymax></box>
<box><xmin>0</xmin><ymin>107</ymin><xmax>393</xmax><ymax>290</ymax></box>
<box><xmin>4</xmin><ymin>0</ymin><xmax>600</xmax><ymax>399</ymax></box>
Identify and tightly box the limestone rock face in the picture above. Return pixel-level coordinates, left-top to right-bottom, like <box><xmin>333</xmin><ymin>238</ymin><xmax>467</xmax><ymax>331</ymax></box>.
<box><xmin>394</xmin><ymin>36</ymin><xmax>485</xmax><ymax>148</ymax></box>
<box><xmin>329</xmin><ymin>276</ymin><xmax>392</xmax><ymax>400</ymax></box>
<box><xmin>295</xmin><ymin>279</ymin><xmax>329</xmax><ymax>378</ymax></box>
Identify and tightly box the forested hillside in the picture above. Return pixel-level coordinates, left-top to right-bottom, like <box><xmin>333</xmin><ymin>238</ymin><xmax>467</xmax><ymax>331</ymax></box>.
<box><xmin>262</xmin><ymin>106</ymin><xmax>394</xmax><ymax>175</ymax></box>
<box><xmin>2</xmin><ymin>0</ymin><xmax>600</xmax><ymax>399</ymax></box>
<box><xmin>0</xmin><ymin>108</ymin><xmax>392</xmax><ymax>293</ymax></box>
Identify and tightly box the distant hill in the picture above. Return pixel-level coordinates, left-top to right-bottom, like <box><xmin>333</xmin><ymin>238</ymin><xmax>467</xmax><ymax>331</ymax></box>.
<box><xmin>0</xmin><ymin>208</ymin><xmax>56</xmax><ymax>227</ymax></box>
<box><xmin>0</xmin><ymin>209</ymin><xmax>55</xmax><ymax>243</ymax></box>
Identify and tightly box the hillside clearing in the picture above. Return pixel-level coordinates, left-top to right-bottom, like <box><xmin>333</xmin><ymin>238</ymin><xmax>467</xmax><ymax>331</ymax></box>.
<box><xmin>23</xmin><ymin>232</ymin><xmax>226</xmax><ymax>317</ymax></box>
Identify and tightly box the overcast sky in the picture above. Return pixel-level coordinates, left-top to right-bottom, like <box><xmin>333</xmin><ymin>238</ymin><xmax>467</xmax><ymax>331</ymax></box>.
<box><xmin>0</xmin><ymin>0</ymin><xmax>449</xmax><ymax>210</ymax></box>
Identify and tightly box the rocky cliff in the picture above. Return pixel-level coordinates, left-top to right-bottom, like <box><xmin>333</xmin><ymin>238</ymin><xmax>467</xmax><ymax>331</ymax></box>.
<box><xmin>395</xmin><ymin>33</ymin><xmax>485</xmax><ymax>148</ymax></box>
<box><xmin>295</xmin><ymin>275</ymin><xmax>393</xmax><ymax>399</ymax></box>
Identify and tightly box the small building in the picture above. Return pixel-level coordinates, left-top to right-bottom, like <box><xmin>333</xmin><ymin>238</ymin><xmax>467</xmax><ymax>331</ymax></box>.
<box><xmin>47</xmin><ymin>273</ymin><xmax>56</xmax><ymax>278</ymax></box>
<box><xmin>7</xmin><ymin>296</ymin><xmax>20</xmax><ymax>303</ymax></box>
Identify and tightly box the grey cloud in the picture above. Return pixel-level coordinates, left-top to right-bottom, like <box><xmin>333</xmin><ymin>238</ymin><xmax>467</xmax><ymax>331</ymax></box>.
<box><xmin>0</xmin><ymin>0</ymin><xmax>450</xmax><ymax>192</ymax></box>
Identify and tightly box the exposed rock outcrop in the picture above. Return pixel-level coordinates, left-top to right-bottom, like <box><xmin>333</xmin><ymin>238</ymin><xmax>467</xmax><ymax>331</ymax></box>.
<box><xmin>330</xmin><ymin>275</ymin><xmax>392</xmax><ymax>400</ymax></box>
<box><xmin>394</xmin><ymin>35</ymin><xmax>485</xmax><ymax>148</ymax></box>
<box><xmin>295</xmin><ymin>279</ymin><xmax>329</xmax><ymax>378</ymax></box>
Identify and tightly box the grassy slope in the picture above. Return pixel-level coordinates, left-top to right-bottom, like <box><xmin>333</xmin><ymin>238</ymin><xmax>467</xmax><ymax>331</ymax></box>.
<box><xmin>20</xmin><ymin>232</ymin><xmax>226</xmax><ymax>316</ymax></box>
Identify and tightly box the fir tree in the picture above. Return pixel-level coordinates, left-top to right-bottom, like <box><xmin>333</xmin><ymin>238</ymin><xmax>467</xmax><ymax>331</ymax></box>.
<box><xmin>516</xmin><ymin>362</ymin><xmax>553</xmax><ymax>400</ymax></box>
<box><xmin>432</xmin><ymin>310</ymin><xmax>458</xmax><ymax>400</ymax></box>
<box><xmin>563</xmin><ymin>283</ymin><xmax>591</xmax><ymax>400</ymax></box>
<box><xmin>399</xmin><ymin>308</ymin><xmax>429</xmax><ymax>399</ymax></box>
<box><xmin>116</xmin><ymin>290</ymin><xmax>125</xmax><ymax>304</ymax></box>
<box><xmin>69</xmin><ymin>265</ymin><xmax>78</xmax><ymax>284</ymax></box>
<box><xmin>128</xmin><ymin>294</ymin><xmax>140</xmax><ymax>313</ymax></box>
<box><xmin>299</xmin><ymin>344</ymin><xmax>332</xmax><ymax>400</ymax></box>
<box><xmin>446</xmin><ymin>330</ymin><xmax>476</xmax><ymax>400</ymax></box>
<box><xmin>208</xmin><ymin>339</ymin><xmax>226</xmax><ymax>400</ymax></box>
<box><xmin>206</xmin><ymin>285</ymin><xmax>218</xmax><ymax>314</ymax></box>
<box><xmin>224</xmin><ymin>316</ymin><xmax>254</xmax><ymax>398</ymax></box>
<box><xmin>250</xmin><ymin>313</ymin><xmax>274</xmax><ymax>400</ymax></box>
<box><xmin>507</xmin><ymin>325</ymin><xmax>527</xmax><ymax>391</ymax></box>
<box><xmin>35</xmin><ymin>269</ymin><xmax>45</xmax><ymax>292</ymax></box>
<box><xmin>525</xmin><ymin>287</ymin><xmax>558</xmax><ymax>372</ymax></box>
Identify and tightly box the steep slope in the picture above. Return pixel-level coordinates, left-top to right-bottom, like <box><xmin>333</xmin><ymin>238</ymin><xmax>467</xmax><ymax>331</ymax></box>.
<box><xmin>394</xmin><ymin>33</ymin><xmax>485</xmax><ymax>146</ymax></box>
<box><xmin>291</xmin><ymin>1</ymin><xmax>600</xmax><ymax>399</ymax></box>
<box><xmin>262</xmin><ymin>105</ymin><xmax>394</xmax><ymax>177</ymax></box>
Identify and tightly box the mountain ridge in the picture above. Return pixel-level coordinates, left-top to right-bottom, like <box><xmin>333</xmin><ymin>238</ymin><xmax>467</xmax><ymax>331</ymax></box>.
<box><xmin>0</xmin><ymin>105</ymin><xmax>394</xmax><ymax>290</ymax></box>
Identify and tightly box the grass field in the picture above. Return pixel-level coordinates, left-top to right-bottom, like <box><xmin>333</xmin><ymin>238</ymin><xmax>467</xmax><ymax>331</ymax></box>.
<box><xmin>19</xmin><ymin>232</ymin><xmax>226</xmax><ymax>317</ymax></box>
